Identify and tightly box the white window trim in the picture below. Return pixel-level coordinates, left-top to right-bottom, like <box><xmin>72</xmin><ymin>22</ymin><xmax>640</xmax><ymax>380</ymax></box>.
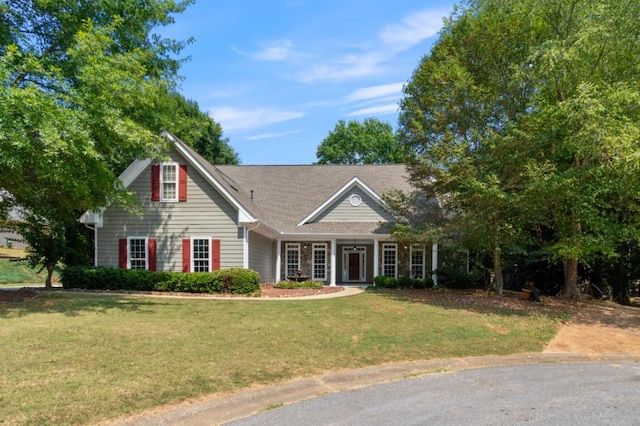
<box><xmin>382</xmin><ymin>243</ymin><xmax>397</xmax><ymax>278</ymax></box>
<box><xmin>410</xmin><ymin>244</ymin><xmax>426</xmax><ymax>278</ymax></box>
<box><xmin>191</xmin><ymin>236</ymin><xmax>212</xmax><ymax>273</ymax></box>
<box><xmin>127</xmin><ymin>236</ymin><xmax>148</xmax><ymax>270</ymax></box>
<box><xmin>312</xmin><ymin>243</ymin><xmax>327</xmax><ymax>281</ymax></box>
<box><xmin>160</xmin><ymin>162</ymin><xmax>179</xmax><ymax>202</ymax></box>
<box><xmin>285</xmin><ymin>243</ymin><xmax>301</xmax><ymax>278</ymax></box>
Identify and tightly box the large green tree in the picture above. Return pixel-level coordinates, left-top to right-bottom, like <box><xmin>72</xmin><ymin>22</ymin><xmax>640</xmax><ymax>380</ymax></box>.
<box><xmin>399</xmin><ymin>0</ymin><xmax>640</xmax><ymax>299</ymax></box>
<box><xmin>398</xmin><ymin>1</ymin><xmax>538</xmax><ymax>294</ymax></box>
<box><xmin>0</xmin><ymin>0</ymin><xmax>192</xmax><ymax>285</ymax></box>
<box><xmin>316</xmin><ymin>117</ymin><xmax>403</xmax><ymax>164</ymax></box>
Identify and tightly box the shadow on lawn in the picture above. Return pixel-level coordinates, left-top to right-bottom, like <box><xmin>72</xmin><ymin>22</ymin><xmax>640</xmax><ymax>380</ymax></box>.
<box><xmin>366</xmin><ymin>287</ymin><xmax>578</xmax><ymax>320</ymax></box>
<box><xmin>0</xmin><ymin>289</ymin><xmax>166</xmax><ymax>318</ymax></box>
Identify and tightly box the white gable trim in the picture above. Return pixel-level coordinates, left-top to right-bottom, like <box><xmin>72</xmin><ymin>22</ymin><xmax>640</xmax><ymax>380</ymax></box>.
<box><xmin>162</xmin><ymin>131</ymin><xmax>256</xmax><ymax>224</ymax></box>
<box><xmin>296</xmin><ymin>177</ymin><xmax>384</xmax><ymax>226</ymax></box>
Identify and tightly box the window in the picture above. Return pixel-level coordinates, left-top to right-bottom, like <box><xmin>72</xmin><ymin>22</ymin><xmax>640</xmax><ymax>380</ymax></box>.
<box><xmin>410</xmin><ymin>245</ymin><xmax>425</xmax><ymax>278</ymax></box>
<box><xmin>152</xmin><ymin>163</ymin><xmax>187</xmax><ymax>202</ymax></box>
<box><xmin>312</xmin><ymin>243</ymin><xmax>327</xmax><ymax>281</ymax></box>
<box><xmin>161</xmin><ymin>163</ymin><xmax>178</xmax><ymax>201</ymax></box>
<box><xmin>192</xmin><ymin>238</ymin><xmax>211</xmax><ymax>272</ymax></box>
<box><xmin>382</xmin><ymin>243</ymin><xmax>397</xmax><ymax>278</ymax></box>
<box><xmin>129</xmin><ymin>237</ymin><xmax>147</xmax><ymax>270</ymax></box>
<box><xmin>286</xmin><ymin>243</ymin><xmax>300</xmax><ymax>278</ymax></box>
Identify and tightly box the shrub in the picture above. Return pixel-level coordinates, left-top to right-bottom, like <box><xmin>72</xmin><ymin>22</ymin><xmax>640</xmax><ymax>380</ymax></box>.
<box><xmin>383</xmin><ymin>276</ymin><xmax>399</xmax><ymax>288</ymax></box>
<box><xmin>435</xmin><ymin>266</ymin><xmax>484</xmax><ymax>289</ymax></box>
<box><xmin>398</xmin><ymin>276</ymin><xmax>413</xmax><ymax>288</ymax></box>
<box><xmin>61</xmin><ymin>266</ymin><xmax>260</xmax><ymax>295</ymax></box>
<box><xmin>373</xmin><ymin>275</ymin><xmax>386</xmax><ymax>286</ymax></box>
<box><xmin>273</xmin><ymin>280</ymin><xmax>323</xmax><ymax>289</ymax></box>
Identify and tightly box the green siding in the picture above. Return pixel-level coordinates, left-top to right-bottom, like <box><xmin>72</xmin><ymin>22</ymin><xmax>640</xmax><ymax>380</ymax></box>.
<box><xmin>248</xmin><ymin>231</ymin><xmax>274</xmax><ymax>283</ymax></box>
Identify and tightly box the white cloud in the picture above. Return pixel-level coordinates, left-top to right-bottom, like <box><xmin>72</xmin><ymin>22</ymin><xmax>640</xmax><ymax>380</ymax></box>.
<box><xmin>344</xmin><ymin>82</ymin><xmax>404</xmax><ymax>103</ymax></box>
<box><xmin>296</xmin><ymin>52</ymin><xmax>383</xmax><ymax>82</ymax></box>
<box><xmin>379</xmin><ymin>9</ymin><xmax>447</xmax><ymax>52</ymax></box>
<box><xmin>246</xmin><ymin>130</ymin><xmax>303</xmax><ymax>141</ymax></box>
<box><xmin>209</xmin><ymin>107</ymin><xmax>304</xmax><ymax>131</ymax></box>
<box><xmin>252</xmin><ymin>38</ymin><xmax>294</xmax><ymax>61</ymax></box>
<box><xmin>347</xmin><ymin>103</ymin><xmax>399</xmax><ymax>117</ymax></box>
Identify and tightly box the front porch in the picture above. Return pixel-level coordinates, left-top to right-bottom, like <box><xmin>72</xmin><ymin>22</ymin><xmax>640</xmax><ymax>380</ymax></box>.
<box><xmin>275</xmin><ymin>239</ymin><xmax>439</xmax><ymax>286</ymax></box>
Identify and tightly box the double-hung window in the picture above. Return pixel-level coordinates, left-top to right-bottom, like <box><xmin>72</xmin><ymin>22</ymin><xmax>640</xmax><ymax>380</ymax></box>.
<box><xmin>286</xmin><ymin>243</ymin><xmax>300</xmax><ymax>278</ymax></box>
<box><xmin>192</xmin><ymin>237</ymin><xmax>211</xmax><ymax>272</ymax></box>
<box><xmin>128</xmin><ymin>237</ymin><xmax>148</xmax><ymax>270</ymax></box>
<box><xmin>312</xmin><ymin>243</ymin><xmax>327</xmax><ymax>281</ymax></box>
<box><xmin>410</xmin><ymin>245</ymin><xmax>425</xmax><ymax>278</ymax></box>
<box><xmin>161</xmin><ymin>163</ymin><xmax>178</xmax><ymax>202</ymax></box>
<box><xmin>382</xmin><ymin>243</ymin><xmax>397</xmax><ymax>278</ymax></box>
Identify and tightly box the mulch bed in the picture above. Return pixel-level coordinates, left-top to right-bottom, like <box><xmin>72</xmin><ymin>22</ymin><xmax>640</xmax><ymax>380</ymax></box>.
<box><xmin>259</xmin><ymin>284</ymin><xmax>346</xmax><ymax>298</ymax></box>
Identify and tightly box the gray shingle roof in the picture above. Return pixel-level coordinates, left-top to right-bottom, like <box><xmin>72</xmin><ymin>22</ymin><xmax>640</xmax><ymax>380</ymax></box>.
<box><xmin>170</xmin><ymin>133</ymin><xmax>411</xmax><ymax>236</ymax></box>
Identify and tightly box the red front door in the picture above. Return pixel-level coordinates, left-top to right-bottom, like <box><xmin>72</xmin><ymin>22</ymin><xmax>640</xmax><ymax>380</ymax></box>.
<box><xmin>348</xmin><ymin>252</ymin><xmax>360</xmax><ymax>280</ymax></box>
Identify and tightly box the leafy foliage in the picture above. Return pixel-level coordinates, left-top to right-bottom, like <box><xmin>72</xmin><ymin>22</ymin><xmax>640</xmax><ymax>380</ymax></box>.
<box><xmin>398</xmin><ymin>0</ymin><xmax>640</xmax><ymax>300</ymax></box>
<box><xmin>61</xmin><ymin>266</ymin><xmax>261</xmax><ymax>295</ymax></box>
<box><xmin>0</xmin><ymin>1</ymin><xmax>194</xmax><ymax>282</ymax></box>
<box><xmin>316</xmin><ymin>118</ymin><xmax>403</xmax><ymax>164</ymax></box>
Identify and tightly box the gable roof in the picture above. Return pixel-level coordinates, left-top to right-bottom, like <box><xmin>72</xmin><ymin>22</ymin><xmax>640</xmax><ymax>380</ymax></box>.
<box><xmin>85</xmin><ymin>132</ymin><xmax>412</xmax><ymax>237</ymax></box>
<box><xmin>168</xmin><ymin>131</ymin><xmax>412</xmax><ymax>236</ymax></box>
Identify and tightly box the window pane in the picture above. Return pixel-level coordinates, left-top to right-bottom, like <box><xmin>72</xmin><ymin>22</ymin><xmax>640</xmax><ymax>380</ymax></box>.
<box><xmin>129</xmin><ymin>238</ymin><xmax>146</xmax><ymax>270</ymax></box>
<box><xmin>383</xmin><ymin>244</ymin><xmax>396</xmax><ymax>277</ymax></box>
<box><xmin>411</xmin><ymin>245</ymin><xmax>424</xmax><ymax>278</ymax></box>
<box><xmin>193</xmin><ymin>239</ymin><xmax>210</xmax><ymax>272</ymax></box>
<box><xmin>286</xmin><ymin>244</ymin><xmax>300</xmax><ymax>277</ymax></box>
<box><xmin>313</xmin><ymin>244</ymin><xmax>326</xmax><ymax>280</ymax></box>
<box><xmin>162</xmin><ymin>164</ymin><xmax>177</xmax><ymax>201</ymax></box>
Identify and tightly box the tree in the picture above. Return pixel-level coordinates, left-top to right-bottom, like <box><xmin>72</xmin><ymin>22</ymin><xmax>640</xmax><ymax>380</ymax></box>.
<box><xmin>150</xmin><ymin>90</ymin><xmax>240</xmax><ymax>165</ymax></box>
<box><xmin>0</xmin><ymin>0</ymin><xmax>193</xmax><ymax>286</ymax></box>
<box><xmin>398</xmin><ymin>1</ymin><xmax>537</xmax><ymax>295</ymax></box>
<box><xmin>399</xmin><ymin>0</ymin><xmax>640</xmax><ymax>300</ymax></box>
<box><xmin>316</xmin><ymin>118</ymin><xmax>403</xmax><ymax>164</ymax></box>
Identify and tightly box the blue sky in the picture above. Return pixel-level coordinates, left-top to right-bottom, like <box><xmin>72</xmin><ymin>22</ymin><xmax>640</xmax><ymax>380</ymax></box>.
<box><xmin>166</xmin><ymin>1</ymin><xmax>456</xmax><ymax>165</ymax></box>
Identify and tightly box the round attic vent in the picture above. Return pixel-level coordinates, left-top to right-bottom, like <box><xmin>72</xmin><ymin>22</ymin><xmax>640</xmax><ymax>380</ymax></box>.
<box><xmin>349</xmin><ymin>194</ymin><xmax>362</xmax><ymax>207</ymax></box>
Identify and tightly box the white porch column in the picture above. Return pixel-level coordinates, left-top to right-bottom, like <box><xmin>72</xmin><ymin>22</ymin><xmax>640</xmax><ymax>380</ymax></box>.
<box><xmin>373</xmin><ymin>239</ymin><xmax>379</xmax><ymax>282</ymax></box>
<box><xmin>431</xmin><ymin>241</ymin><xmax>438</xmax><ymax>286</ymax></box>
<box><xmin>330</xmin><ymin>239</ymin><xmax>337</xmax><ymax>286</ymax></box>
<box><xmin>275</xmin><ymin>239</ymin><xmax>282</xmax><ymax>283</ymax></box>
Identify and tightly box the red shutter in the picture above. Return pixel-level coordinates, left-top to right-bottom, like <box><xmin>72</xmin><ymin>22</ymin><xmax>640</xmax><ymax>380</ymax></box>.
<box><xmin>182</xmin><ymin>238</ymin><xmax>191</xmax><ymax>273</ymax></box>
<box><xmin>178</xmin><ymin>164</ymin><xmax>188</xmax><ymax>202</ymax></box>
<box><xmin>118</xmin><ymin>239</ymin><xmax>127</xmax><ymax>269</ymax></box>
<box><xmin>151</xmin><ymin>165</ymin><xmax>160</xmax><ymax>201</ymax></box>
<box><xmin>212</xmin><ymin>239</ymin><xmax>221</xmax><ymax>271</ymax></box>
<box><xmin>148</xmin><ymin>239</ymin><xmax>157</xmax><ymax>271</ymax></box>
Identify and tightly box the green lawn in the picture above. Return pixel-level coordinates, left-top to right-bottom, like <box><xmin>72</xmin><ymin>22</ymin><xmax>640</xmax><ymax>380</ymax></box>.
<box><xmin>0</xmin><ymin>290</ymin><xmax>568</xmax><ymax>425</ymax></box>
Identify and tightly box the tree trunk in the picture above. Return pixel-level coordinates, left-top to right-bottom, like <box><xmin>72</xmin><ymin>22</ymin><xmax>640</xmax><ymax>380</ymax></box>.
<box><xmin>561</xmin><ymin>257</ymin><xmax>580</xmax><ymax>299</ymax></box>
<box><xmin>45</xmin><ymin>262</ymin><xmax>55</xmax><ymax>288</ymax></box>
<box><xmin>493</xmin><ymin>247</ymin><xmax>504</xmax><ymax>296</ymax></box>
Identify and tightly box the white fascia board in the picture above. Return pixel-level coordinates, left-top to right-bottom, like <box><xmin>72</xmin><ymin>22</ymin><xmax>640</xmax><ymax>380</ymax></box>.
<box><xmin>78</xmin><ymin>208</ymin><xmax>104</xmax><ymax>227</ymax></box>
<box><xmin>119</xmin><ymin>158</ymin><xmax>152</xmax><ymax>188</ymax></box>
<box><xmin>165</xmin><ymin>132</ymin><xmax>257</xmax><ymax>224</ymax></box>
<box><xmin>296</xmin><ymin>177</ymin><xmax>384</xmax><ymax>226</ymax></box>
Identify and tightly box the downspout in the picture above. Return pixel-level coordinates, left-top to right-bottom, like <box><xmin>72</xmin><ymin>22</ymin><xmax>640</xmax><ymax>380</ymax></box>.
<box><xmin>84</xmin><ymin>224</ymin><xmax>97</xmax><ymax>267</ymax></box>
<box><xmin>243</xmin><ymin>221</ymin><xmax>261</xmax><ymax>269</ymax></box>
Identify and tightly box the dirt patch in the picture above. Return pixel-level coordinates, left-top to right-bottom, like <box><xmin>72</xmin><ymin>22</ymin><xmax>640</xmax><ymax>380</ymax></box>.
<box><xmin>544</xmin><ymin>301</ymin><xmax>640</xmax><ymax>356</ymax></box>
<box><xmin>0</xmin><ymin>288</ymin><xmax>37</xmax><ymax>303</ymax></box>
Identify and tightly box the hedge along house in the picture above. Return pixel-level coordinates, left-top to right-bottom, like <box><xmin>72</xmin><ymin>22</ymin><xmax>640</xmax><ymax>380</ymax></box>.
<box><xmin>80</xmin><ymin>131</ymin><xmax>440</xmax><ymax>286</ymax></box>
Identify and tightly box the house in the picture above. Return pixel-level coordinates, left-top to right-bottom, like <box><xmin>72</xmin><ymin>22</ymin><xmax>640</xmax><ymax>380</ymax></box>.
<box><xmin>80</xmin><ymin>131</ymin><xmax>439</xmax><ymax>286</ymax></box>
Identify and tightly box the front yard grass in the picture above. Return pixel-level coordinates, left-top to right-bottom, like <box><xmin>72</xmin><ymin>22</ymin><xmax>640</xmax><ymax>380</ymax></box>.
<box><xmin>0</xmin><ymin>290</ymin><xmax>568</xmax><ymax>425</ymax></box>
